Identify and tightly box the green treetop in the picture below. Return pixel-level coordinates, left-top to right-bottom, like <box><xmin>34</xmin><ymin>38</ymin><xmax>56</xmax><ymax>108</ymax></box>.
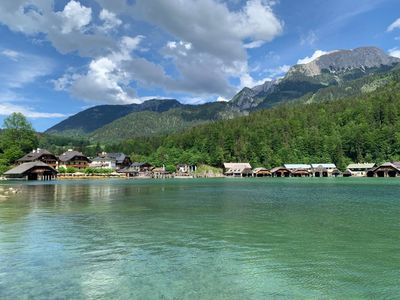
<box><xmin>0</xmin><ymin>113</ymin><xmax>38</xmax><ymax>172</ymax></box>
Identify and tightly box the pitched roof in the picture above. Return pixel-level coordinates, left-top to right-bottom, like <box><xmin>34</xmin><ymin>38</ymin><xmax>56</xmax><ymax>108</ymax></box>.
<box><xmin>4</xmin><ymin>161</ymin><xmax>57</xmax><ymax>175</ymax></box>
<box><xmin>284</xmin><ymin>164</ymin><xmax>311</xmax><ymax>170</ymax></box>
<box><xmin>131</xmin><ymin>162</ymin><xmax>152</xmax><ymax>167</ymax></box>
<box><xmin>102</xmin><ymin>153</ymin><xmax>128</xmax><ymax>163</ymax></box>
<box><xmin>347</xmin><ymin>163</ymin><xmax>376</xmax><ymax>169</ymax></box>
<box><xmin>270</xmin><ymin>166</ymin><xmax>290</xmax><ymax>173</ymax></box>
<box><xmin>376</xmin><ymin>162</ymin><xmax>400</xmax><ymax>171</ymax></box>
<box><xmin>223</xmin><ymin>163</ymin><xmax>252</xmax><ymax>169</ymax></box>
<box><xmin>92</xmin><ymin>156</ymin><xmax>116</xmax><ymax>162</ymax></box>
<box><xmin>59</xmin><ymin>150</ymin><xmax>89</xmax><ymax>162</ymax></box>
<box><xmin>253</xmin><ymin>167</ymin><xmax>269</xmax><ymax>172</ymax></box>
<box><xmin>117</xmin><ymin>166</ymin><xmax>139</xmax><ymax>173</ymax></box>
<box><xmin>311</xmin><ymin>163</ymin><xmax>337</xmax><ymax>169</ymax></box>
<box><xmin>223</xmin><ymin>163</ymin><xmax>252</xmax><ymax>173</ymax></box>
<box><xmin>17</xmin><ymin>149</ymin><xmax>55</xmax><ymax>162</ymax></box>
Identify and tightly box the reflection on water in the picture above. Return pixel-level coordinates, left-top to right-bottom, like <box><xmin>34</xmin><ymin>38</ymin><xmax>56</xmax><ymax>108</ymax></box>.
<box><xmin>0</xmin><ymin>178</ymin><xmax>400</xmax><ymax>299</ymax></box>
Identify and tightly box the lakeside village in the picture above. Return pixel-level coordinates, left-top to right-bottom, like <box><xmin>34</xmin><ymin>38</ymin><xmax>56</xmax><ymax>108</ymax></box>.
<box><xmin>1</xmin><ymin>148</ymin><xmax>400</xmax><ymax>181</ymax></box>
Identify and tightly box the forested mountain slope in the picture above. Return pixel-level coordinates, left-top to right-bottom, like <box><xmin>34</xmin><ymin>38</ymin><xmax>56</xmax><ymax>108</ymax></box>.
<box><xmin>105</xmin><ymin>76</ymin><xmax>400</xmax><ymax>170</ymax></box>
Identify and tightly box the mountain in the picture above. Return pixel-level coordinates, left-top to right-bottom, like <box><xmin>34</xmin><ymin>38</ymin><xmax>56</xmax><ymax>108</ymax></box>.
<box><xmin>46</xmin><ymin>99</ymin><xmax>183</xmax><ymax>136</ymax></box>
<box><xmin>89</xmin><ymin>102</ymin><xmax>243</xmax><ymax>143</ymax></box>
<box><xmin>113</xmin><ymin>72</ymin><xmax>400</xmax><ymax>170</ymax></box>
<box><xmin>288</xmin><ymin>47</ymin><xmax>400</xmax><ymax>77</ymax></box>
<box><xmin>232</xmin><ymin>47</ymin><xmax>400</xmax><ymax>110</ymax></box>
<box><xmin>47</xmin><ymin>46</ymin><xmax>400</xmax><ymax>141</ymax></box>
<box><xmin>230</xmin><ymin>81</ymin><xmax>277</xmax><ymax>110</ymax></box>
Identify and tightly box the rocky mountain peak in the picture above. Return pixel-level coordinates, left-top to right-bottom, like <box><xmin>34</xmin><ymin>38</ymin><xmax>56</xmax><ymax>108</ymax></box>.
<box><xmin>288</xmin><ymin>46</ymin><xmax>400</xmax><ymax>77</ymax></box>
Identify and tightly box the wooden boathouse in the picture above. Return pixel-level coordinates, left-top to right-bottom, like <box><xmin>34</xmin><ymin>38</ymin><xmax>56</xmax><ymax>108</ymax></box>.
<box><xmin>4</xmin><ymin>162</ymin><xmax>58</xmax><ymax>181</ymax></box>
<box><xmin>367</xmin><ymin>162</ymin><xmax>400</xmax><ymax>177</ymax></box>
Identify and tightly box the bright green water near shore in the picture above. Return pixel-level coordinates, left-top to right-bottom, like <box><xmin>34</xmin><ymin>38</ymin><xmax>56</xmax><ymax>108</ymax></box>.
<box><xmin>0</xmin><ymin>178</ymin><xmax>399</xmax><ymax>299</ymax></box>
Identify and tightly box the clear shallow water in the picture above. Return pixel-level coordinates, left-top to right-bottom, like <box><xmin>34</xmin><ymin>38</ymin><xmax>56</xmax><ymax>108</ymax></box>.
<box><xmin>0</xmin><ymin>178</ymin><xmax>399</xmax><ymax>299</ymax></box>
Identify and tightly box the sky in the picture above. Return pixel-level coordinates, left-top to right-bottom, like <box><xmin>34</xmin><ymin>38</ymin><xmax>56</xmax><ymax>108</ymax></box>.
<box><xmin>0</xmin><ymin>0</ymin><xmax>400</xmax><ymax>131</ymax></box>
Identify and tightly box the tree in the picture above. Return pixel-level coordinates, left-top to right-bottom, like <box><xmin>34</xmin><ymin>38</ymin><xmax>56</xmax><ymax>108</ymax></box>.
<box><xmin>0</xmin><ymin>113</ymin><xmax>38</xmax><ymax>173</ymax></box>
<box><xmin>1</xmin><ymin>113</ymin><xmax>38</xmax><ymax>155</ymax></box>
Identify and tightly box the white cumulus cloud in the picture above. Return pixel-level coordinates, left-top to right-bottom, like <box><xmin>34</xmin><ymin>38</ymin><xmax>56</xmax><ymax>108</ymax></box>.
<box><xmin>297</xmin><ymin>50</ymin><xmax>332</xmax><ymax>64</ymax></box>
<box><xmin>59</xmin><ymin>36</ymin><xmax>145</xmax><ymax>104</ymax></box>
<box><xmin>57</xmin><ymin>0</ymin><xmax>92</xmax><ymax>34</ymax></box>
<box><xmin>389</xmin><ymin>47</ymin><xmax>400</xmax><ymax>58</ymax></box>
<box><xmin>388</xmin><ymin>18</ymin><xmax>400</xmax><ymax>32</ymax></box>
<box><xmin>0</xmin><ymin>0</ymin><xmax>284</xmax><ymax>104</ymax></box>
<box><xmin>99</xmin><ymin>9</ymin><xmax>122</xmax><ymax>32</ymax></box>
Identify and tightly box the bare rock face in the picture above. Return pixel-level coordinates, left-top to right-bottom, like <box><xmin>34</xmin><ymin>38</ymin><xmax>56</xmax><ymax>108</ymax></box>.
<box><xmin>289</xmin><ymin>47</ymin><xmax>400</xmax><ymax>76</ymax></box>
<box><xmin>230</xmin><ymin>80</ymin><xmax>279</xmax><ymax>110</ymax></box>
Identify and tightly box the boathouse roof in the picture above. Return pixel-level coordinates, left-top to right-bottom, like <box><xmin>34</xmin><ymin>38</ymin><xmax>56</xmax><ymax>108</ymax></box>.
<box><xmin>311</xmin><ymin>163</ymin><xmax>337</xmax><ymax>169</ymax></box>
<box><xmin>347</xmin><ymin>163</ymin><xmax>376</xmax><ymax>169</ymax></box>
<box><xmin>376</xmin><ymin>162</ymin><xmax>400</xmax><ymax>171</ymax></box>
<box><xmin>253</xmin><ymin>167</ymin><xmax>269</xmax><ymax>172</ymax></box>
<box><xmin>270</xmin><ymin>166</ymin><xmax>290</xmax><ymax>173</ymax></box>
<box><xmin>284</xmin><ymin>164</ymin><xmax>311</xmax><ymax>170</ymax></box>
<box><xmin>223</xmin><ymin>163</ymin><xmax>252</xmax><ymax>169</ymax></box>
<box><xmin>4</xmin><ymin>161</ymin><xmax>57</xmax><ymax>176</ymax></box>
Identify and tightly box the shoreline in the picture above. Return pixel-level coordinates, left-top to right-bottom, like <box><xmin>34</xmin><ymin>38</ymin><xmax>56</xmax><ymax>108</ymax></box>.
<box><xmin>2</xmin><ymin>176</ymin><xmax>398</xmax><ymax>182</ymax></box>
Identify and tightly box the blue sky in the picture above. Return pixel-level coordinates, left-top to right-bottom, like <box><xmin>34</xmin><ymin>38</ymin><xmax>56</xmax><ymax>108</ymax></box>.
<box><xmin>0</xmin><ymin>0</ymin><xmax>399</xmax><ymax>131</ymax></box>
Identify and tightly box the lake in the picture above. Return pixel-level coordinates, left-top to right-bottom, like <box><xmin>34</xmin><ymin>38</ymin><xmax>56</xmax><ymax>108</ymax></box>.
<box><xmin>0</xmin><ymin>178</ymin><xmax>399</xmax><ymax>299</ymax></box>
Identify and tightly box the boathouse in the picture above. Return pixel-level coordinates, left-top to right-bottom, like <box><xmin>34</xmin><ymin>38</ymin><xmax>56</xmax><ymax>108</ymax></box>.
<box><xmin>284</xmin><ymin>164</ymin><xmax>312</xmax><ymax>177</ymax></box>
<box><xmin>344</xmin><ymin>163</ymin><xmax>376</xmax><ymax>177</ymax></box>
<box><xmin>16</xmin><ymin>148</ymin><xmax>58</xmax><ymax>169</ymax></box>
<box><xmin>152</xmin><ymin>167</ymin><xmax>171</xmax><ymax>179</ymax></box>
<box><xmin>58</xmin><ymin>150</ymin><xmax>91</xmax><ymax>170</ymax></box>
<box><xmin>270</xmin><ymin>166</ymin><xmax>291</xmax><ymax>177</ymax></box>
<box><xmin>253</xmin><ymin>168</ymin><xmax>271</xmax><ymax>177</ymax></box>
<box><xmin>4</xmin><ymin>162</ymin><xmax>58</xmax><ymax>181</ymax></box>
<box><xmin>117</xmin><ymin>166</ymin><xmax>139</xmax><ymax>178</ymax></box>
<box><xmin>367</xmin><ymin>162</ymin><xmax>400</xmax><ymax>177</ymax></box>
<box><xmin>223</xmin><ymin>163</ymin><xmax>253</xmax><ymax>177</ymax></box>
<box><xmin>130</xmin><ymin>162</ymin><xmax>153</xmax><ymax>173</ymax></box>
<box><xmin>311</xmin><ymin>163</ymin><xmax>339</xmax><ymax>177</ymax></box>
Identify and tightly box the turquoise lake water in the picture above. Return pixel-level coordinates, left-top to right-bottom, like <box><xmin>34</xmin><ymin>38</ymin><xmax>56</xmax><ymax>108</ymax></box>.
<box><xmin>0</xmin><ymin>178</ymin><xmax>399</xmax><ymax>299</ymax></box>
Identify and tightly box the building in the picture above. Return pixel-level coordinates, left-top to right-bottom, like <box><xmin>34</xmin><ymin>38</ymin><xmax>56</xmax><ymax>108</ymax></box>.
<box><xmin>130</xmin><ymin>162</ymin><xmax>153</xmax><ymax>173</ymax></box>
<box><xmin>4</xmin><ymin>161</ymin><xmax>58</xmax><ymax>181</ymax></box>
<box><xmin>223</xmin><ymin>163</ymin><xmax>253</xmax><ymax>177</ymax></box>
<box><xmin>90</xmin><ymin>152</ymin><xmax>131</xmax><ymax>170</ymax></box>
<box><xmin>344</xmin><ymin>163</ymin><xmax>376</xmax><ymax>177</ymax></box>
<box><xmin>311</xmin><ymin>163</ymin><xmax>340</xmax><ymax>177</ymax></box>
<box><xmin>367</xmin><ymin>162</ymin><xmax>400</xmax><ymax>177</ymax></box>
<box><xmin>176</xmin><ymin>164</ymin><xmax>197</xmax><ymax>175</ymax></box>
<box><xmin>270</xmin><ymin>166</ymin><xmax>291</xmax><ymax>177</ymax></box>
<box><xmin>16</xmin><ymin>148</ymin><xmax>58</xmax><ymax>169</ymax></box>
<box><xmin>98</xmin><ymin>152</ymin><xmax>131</xmax><ymax>170</ymax></box>
<box><xmin>152</xmin><ymin>167</ymin><xmax>171</xmax><ymax>179</ymax></box>
<box><xmin>284</xmin><ymin>164</ymin><xmax>312</xmax><ymax>177</ymax></box>
<box><xmin>58</xmin><ymin>150</ymin><xmax>91</xmax><ymax>170</ymax></box>
<box><xmin>89</xmin><ymin>156</ymin><xmax>117</xmax><ymax>169</ymax></box>
<box><xmin>253</xmin><ymin>168</ymin><xmax>271</xmax><ymax>177</ymax></box>
<box><xmin>118</xmin><ymin>162</ymin><xmax>153</xmax><ymax>178</ymax></box>
<box><xmin>117</xmin><ymin>166</ymin><xmax>139</xmax><ymax>178</ymax></box>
